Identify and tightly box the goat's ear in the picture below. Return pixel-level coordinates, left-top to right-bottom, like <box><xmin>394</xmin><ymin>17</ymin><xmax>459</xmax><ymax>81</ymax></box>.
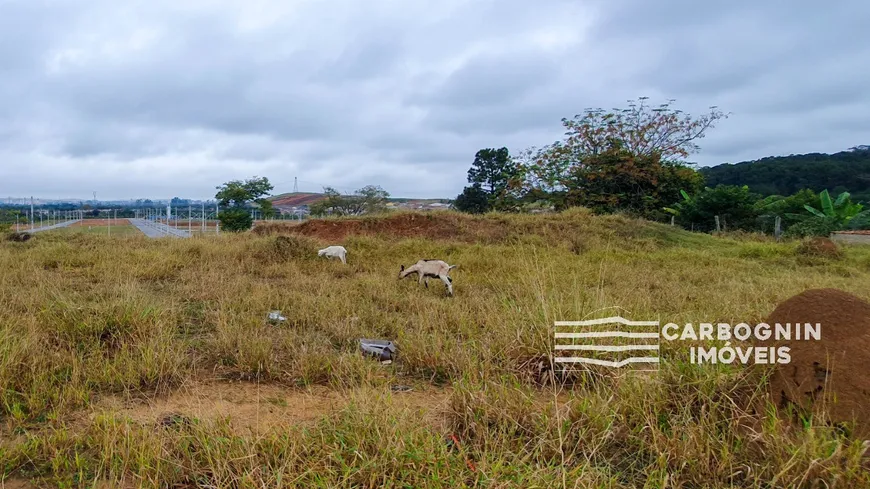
<box><xmin>400</xmin><ymin>265</ymin><xmax>405</xmax><ymax>271</ymax></box>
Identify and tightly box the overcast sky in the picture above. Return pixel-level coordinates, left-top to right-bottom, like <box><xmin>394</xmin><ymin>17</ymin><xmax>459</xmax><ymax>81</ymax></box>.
<box><xmin>1</xmin><ymin>0</ymin><xmax>868</xmax><ymax>200</ymax></box>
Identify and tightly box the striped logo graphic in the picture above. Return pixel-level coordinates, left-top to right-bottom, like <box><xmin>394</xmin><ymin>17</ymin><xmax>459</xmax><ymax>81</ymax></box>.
<box><xmin>554</xmin><ymin>316</ymin><xmax>661</xmax><ymax>369</ymax></box>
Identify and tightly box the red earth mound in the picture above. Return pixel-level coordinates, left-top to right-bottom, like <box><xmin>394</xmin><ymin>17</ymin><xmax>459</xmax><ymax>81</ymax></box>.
<box><xmin>796</xmin><ymin>237</ymin><xmax>841</xmax><ymax>259</ymax></box>
<box><xmin>767</xmin><ymin>288</ymin><xmax>870</xmax><ymax>435</ymax></box>
<box><xmin>253</xmin><ymin>213</ymin><xmax>510</xmax><ymax>242</ymax></box>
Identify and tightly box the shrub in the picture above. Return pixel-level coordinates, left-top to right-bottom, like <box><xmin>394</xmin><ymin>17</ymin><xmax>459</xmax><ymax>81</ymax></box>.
<box><xmin>218</xmin><ymin>208</ymin><xmax>254</xmax><ymax>232</ymax></box>
<box><xmin>785</xmin><ymin>216</ymin><xmax>839</xmax><ymax>238</ymax></box>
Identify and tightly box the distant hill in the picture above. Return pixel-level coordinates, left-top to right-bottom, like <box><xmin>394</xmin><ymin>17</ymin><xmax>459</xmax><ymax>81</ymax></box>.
<box><xmin>700</xmin><ymin>147</ymin><xmax>870</xmax><ymax>201</ymax></box>
<box><xmin>270</xmin><ymin>192</ymin><xmax>326</xmax><ymax>207</ymax></box>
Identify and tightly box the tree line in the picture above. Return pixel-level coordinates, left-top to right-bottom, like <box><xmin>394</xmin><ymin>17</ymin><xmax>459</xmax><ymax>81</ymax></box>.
<box><xmin>451</xmin><ymin>97</ymin><xmax>870</xmax><ymax>237</ymax></box>
<box><xmin>700</xmin><ymin>147</ymin><xmax>870</xmax><ymax>202</ymax></box>
<box><xmin>213</xmin><ymin>177</ymin><xmax>391</xmax><ymax>232</ymax></box>
<box><xmin>212</xmin><ymin>97</ymin><xmax>869</xmax><ymax>237</ymax></box>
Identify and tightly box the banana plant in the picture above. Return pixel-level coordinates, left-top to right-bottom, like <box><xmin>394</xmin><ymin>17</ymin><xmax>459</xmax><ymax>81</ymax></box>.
<box><xmin>803</xmin><ymin>189</ymin><xmax>869</xmax><ymax>227</ymax></box>
<box><xmin>663</xmin><ymin>189</ymin><xmax>693</xmax><ymax>216</ymax></box>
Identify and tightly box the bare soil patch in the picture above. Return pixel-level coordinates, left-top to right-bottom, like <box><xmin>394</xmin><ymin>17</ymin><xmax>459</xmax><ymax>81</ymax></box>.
<box><xmin>767</xmin><ymin>288</ymin><xmax>870</xmax><ymax>435</ymax></box>
<box><xmin>91</xmin><ymin>380</ymin><xmax>452</xmax><ymax>433</ymax></box>
<box><xmin>0</xmin><ymin>479</ymin><xmax>38</xmax><ymax>489</ymax></box>
<box><xmin>72</xmin><ymin>219</ymin><xmax>131</xmax><ymax>227</ymax></box>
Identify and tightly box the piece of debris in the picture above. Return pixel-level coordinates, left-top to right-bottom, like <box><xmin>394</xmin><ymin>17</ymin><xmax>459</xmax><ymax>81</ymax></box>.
<box><xmin>390</xmin><ymin>384</ymin><xmax>413</xmax><ymax>393</ymax></box>
<box><xmin>446</xmin><ymin>434</ymin><xmax>477</xmax><ymax>472</ymax></box>
<box><xmin>360</xmin><ymin>338</ymin><xmax>397</xmax><ymax>361</ymax></box>
<box><xmin>157</xmin><ymin>413</ymin><xmax>192</xmax><ymax>429</ymax></box>
<box><xmin>267</xmin><ymin>310</ymin><xmax>286</xmax><ymax>323</ymax></box>
<box><xmin>6</xmin><ymin>232</ymin><xmax>31</xmax><ymax>242</ymax></box>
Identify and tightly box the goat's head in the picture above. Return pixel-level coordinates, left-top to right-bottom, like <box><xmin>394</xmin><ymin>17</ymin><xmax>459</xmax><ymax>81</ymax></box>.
<box><xmin>317</xmin><ymin>249</ymin><xmax>326</xmax><ymax>256</ymax></box>
<box><xmin>398</xmin><ymin>264</ymin><xmax>406</xmax><ymax>279</ymax></box>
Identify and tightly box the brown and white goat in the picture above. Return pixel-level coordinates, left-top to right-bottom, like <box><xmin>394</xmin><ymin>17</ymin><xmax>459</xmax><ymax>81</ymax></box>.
<box><xmin>398</xmin><ymin>259</ymin><xmax>458</xmax><ymax>296</ymax></box>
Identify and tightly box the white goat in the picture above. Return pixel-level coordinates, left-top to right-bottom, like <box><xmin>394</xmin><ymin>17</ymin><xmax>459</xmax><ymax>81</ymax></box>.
<box><xmin>317</xmin><ymin>245</ymin><xmax>347</xmax><ymax>264</ymax></box>
<box><xmin>398</xmin><ymin>259</ymin><xmax>458</xmax><ymax>296</ymax></box>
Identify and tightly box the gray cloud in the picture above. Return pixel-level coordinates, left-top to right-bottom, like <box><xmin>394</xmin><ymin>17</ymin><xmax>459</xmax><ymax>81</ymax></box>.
<box><xmin>1</xmin><ymin>0</ymin><xmax>869</xmax><ymax>200</ymax></box>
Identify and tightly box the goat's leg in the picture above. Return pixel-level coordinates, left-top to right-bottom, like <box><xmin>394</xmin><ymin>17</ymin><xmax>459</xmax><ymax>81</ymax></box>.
<box><xmin>424</xmin><ymin>276</ymin><xmax>429</xmax><ymax>288</ymax></box>
<box><xmin>340</xmin><ymin>253</ymin><xmax>346</xmax><ymax>265</ymax></box>
<box><xmin>438</xmin><ymin>274</ymin><xmax>453</xmax><ymax>296</ymax></box>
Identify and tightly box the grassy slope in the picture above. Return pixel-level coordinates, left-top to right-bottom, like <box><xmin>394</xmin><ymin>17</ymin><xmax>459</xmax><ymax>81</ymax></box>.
<box><xmin>1</xmin><ymin>210</ymin><xmax>869</xmax><ymax>487</ymax></box>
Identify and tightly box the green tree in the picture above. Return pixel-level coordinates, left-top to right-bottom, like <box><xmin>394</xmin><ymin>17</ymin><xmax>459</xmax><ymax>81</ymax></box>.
<box><xmin>754</xmin><ymin>189</ymin><xmax>819</xmax><ymax>232</ymax></box>
<box><xmin>555</xmin><ymin>140</ymin><xmax>703</xmax><ymax>217</ymax></box>
<box><xmin>518</xmin><ymin>98</ymin><xmax>723</xmax><ymax>216</ymax></box>
<box><xmin>309</xmin><ymin>185</ymin><xmax>390</xmax><ymax>217</ymax></box>
<box><xmin>355</xmin><ymin>185</ymin><xmax>391</xmax><ymax>214</ymax></box>
<box><xmin>467</xmin><ymin>148</ymin><xmax>518</xmax><ymax>195</ymax></box>
<box><xmin>454</xmin><ymin>147</ymin><xmax>522</xmax><ymax>213</ymax></box>
<box><xmin>559</xmin><ymin>97</ymin><xmax>728</xmax><ymax>160</ymax></box>
<box><xmin>215</xmin><ymin>176</ymin><xmax>274</xmax><ymax>232</ymax></box>
<box><xmin>256</xmin><ymin>199</ymin><xmax>275</xmax><ymax>219</ymax></box>
<box><xmin>451</xmin><ymin>183</ymin><xmax>490</xmax><ymax>214</ymax></box>
<box><xmin>217</xmin><ymin>208</ymin><xmax>254</xmax><ymax>231</ymax></box>
<box><xmin>665</xmin><ymin>185</ymin><xmax>760</xmax><ymax>232</ymax></box>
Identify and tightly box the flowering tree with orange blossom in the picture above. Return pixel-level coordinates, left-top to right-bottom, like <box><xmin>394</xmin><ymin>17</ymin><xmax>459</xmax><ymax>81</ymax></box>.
<box><xmin>516</xmin><ymin>97</ymin><xmax>728</xmax><ymax>217</ymax></box>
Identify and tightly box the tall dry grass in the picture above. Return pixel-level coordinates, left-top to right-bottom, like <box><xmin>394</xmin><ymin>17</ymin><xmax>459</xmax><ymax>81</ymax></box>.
<box><xmin>1</xmin><ymin>210</ymin><xmax>869</xmax><ymax>487</ymax></box>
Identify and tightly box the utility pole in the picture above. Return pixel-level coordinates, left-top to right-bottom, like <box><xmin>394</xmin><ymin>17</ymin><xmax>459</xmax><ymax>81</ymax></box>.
<box><xmin>188</xmin><ymin>204</ymin><xmax>191</xmax><ymax>233</ymax></box>
<box><xmin>30</xmin><ymin>196</ymin><xmax>34</xmax><ymax>230</ymax></box>
<box><xmin>201</xmin><ymin>202</ymin><xmax>205</xmax><ymax>232</ymax></box>
<box><xmin>216</xmin><ymin>201</ymin><xmax>220</xmax><ymax>235</ymax></box>
<box><xmin>293</xmin><ymin>177</ymin><xmax>298</xmax><ymax>193</ymax></box>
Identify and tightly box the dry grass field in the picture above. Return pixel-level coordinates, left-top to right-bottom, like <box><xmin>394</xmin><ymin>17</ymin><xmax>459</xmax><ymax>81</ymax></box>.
<box><xmin>1</xmin><ymin>209</ymin><xmax>869</xmax><ymax>487</ymax></box>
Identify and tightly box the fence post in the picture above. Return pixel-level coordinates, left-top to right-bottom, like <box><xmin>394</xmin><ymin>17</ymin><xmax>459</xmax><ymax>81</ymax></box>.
<box><xmin>774</xmin><ymin>216</ymin><xmax>782</xmax><ymax>242</ymax></box>
<box><xmin>714</xmin><ymin>215</ymin><xmax>721</xmax><ymax>233</ymax></box>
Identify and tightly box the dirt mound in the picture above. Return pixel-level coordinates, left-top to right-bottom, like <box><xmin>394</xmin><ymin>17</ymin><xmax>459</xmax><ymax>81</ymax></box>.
<box><xmin>249</xmin><ymin>211</ymin><xmax>674</xmax><ymax>247</ymax></box>
<box><xmin>254</xmin><ymin>213</ymin><xmax>503</xmax><ymax>242</ymax></box>
<box><xmin>796</xmin><ymin>237</ymin><xmax>841</xmax><ymax>259</ymax></box>
<box><xmin>297</xmin><ymin>213</ymin><xmax>469</xmax><ymax>241</ymax></box>
<box><xmin>767</xmin><ymin>288</ymin><xmax>870</xmax><ymax>434</ymax></box>
<box><xmin>6</xmin><ymin>232</ymin><xmax>31</xmax><ymax>242</ymax></box>
<box><xmin>251</xmin><ymin>221</ymin><xmax>303</xmax><ymax>236</ymax></box>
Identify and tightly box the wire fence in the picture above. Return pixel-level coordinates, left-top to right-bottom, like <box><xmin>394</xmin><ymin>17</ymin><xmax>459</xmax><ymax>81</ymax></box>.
<box><xmin>0</xmin><ymin>199</ymin><xmax>308</xmax><ymax>236</ymax></box>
